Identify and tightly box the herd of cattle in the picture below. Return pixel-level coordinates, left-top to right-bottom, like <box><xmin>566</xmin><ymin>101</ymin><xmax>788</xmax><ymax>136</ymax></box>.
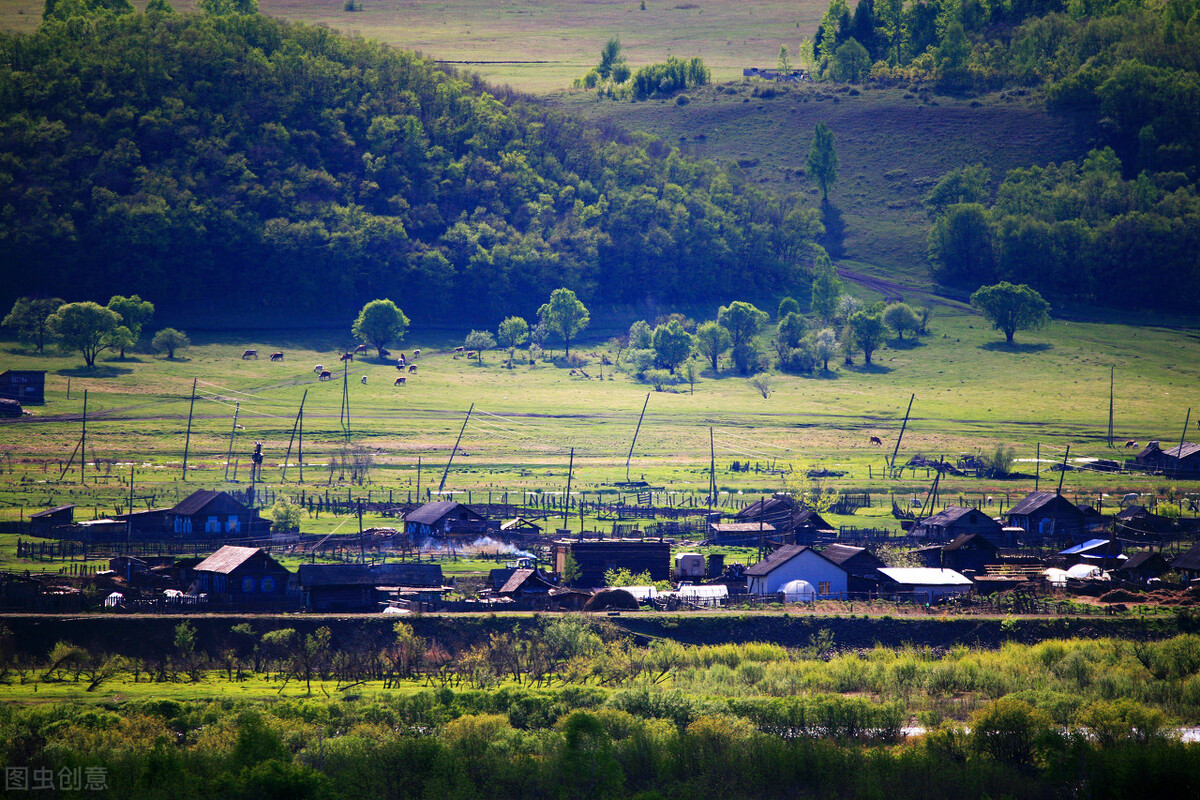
<box><xmin>242</xmin><ymin>346</ymin><xmax>422</xmax><ymax>387</ymax></box>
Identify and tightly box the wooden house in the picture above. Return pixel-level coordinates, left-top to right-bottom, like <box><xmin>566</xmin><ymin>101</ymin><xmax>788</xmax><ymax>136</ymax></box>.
<box><xmin>0</xmin><ymin>370</ymin><xmax>45</xmax><ymax>404</ymax></box>
<box><xmin>404</xmin><ymin>501</ymin><xmax>490</xmax><ymax>539</ymax></box>
<box><xmin>491</xmin><ymin>568</ymin><xmax>557</xmax><ymax>603</ymax></box>
<box><xmin>28</xmin><ymin>505</ymin><xmax>74</xmax><ymax>536</ymax></box>
<box><xmin>744</xmin><ymin>545</ymin><xmax>848</xmax><ymax>598</ymax></box>
<box><xmin>552</xmin><ymin>538</ymin><xmax>670</xmax><ymax>588</ymax></box>
<box><xmin>707</xmin><ymin>521</ymin><xmax>777</xmax><ymax>546</ymax></box>
<box><xmin>1005</xmin><ymin>491</ymin><xmax>1086</xmax><ymax>543</ymax></box>
<box><xmin>1172</xmin><ymin>543</ymin><xmax>1200</xmax><ymax>581</ymax></box>
<box><xmin>910</xmin><ymin>506</ymin><xmax>1004</xmax><ymax>545</ymax></box>
<box><xmin>735</xmin><ymin>495</ymin><xmax>836</xmax><ymax>542</ymax></box>
<box><xmin>1136</xmin><ymin>441</ymin><xmax>1200</xmax><ymax>475</ymax></box>
<box><xmin>1117</xmin><ymin>551</ymin><xmax>1170</xmax><ymax>583</ymax></box>
<box><xmin>192</xmin><ymin>546</ymin><xmax>292</xmax><ymax>604</ymax></box>
<box><xmin>1114</xmin><ymin>505</ymin><xmax>1173</xmax><ymax>540</ymax></box>
<box><xmin>940</xmin><ymin>533</ymin><xmax>999</xmax><ymax>575</ymax></box>
<box><xmin>299</xmin><ymin>562</ymin><xmax>443</xmax><ymax>612</ymax></box>
<box><xmin>819</xmin><ymin>544</ymin><xmax>884</xmax><ymax>595</ymax></box>
<box><xmin>167</xmin><ymin>490</ymin><xmax>270</xmax><ymax>536</ymax></box>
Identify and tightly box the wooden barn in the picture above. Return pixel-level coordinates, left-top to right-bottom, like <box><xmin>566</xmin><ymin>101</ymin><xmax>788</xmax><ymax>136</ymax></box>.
<box><xmin>299</xmin><ymin>562</ymin><xmax>444</xmax><ymax>612</ymax></box>
<box><xmin>735</xmin><ymin>495</ymin><xmax>836</xmax><ymax>542</ymax></box>
<box><xmin>940</xmin><ymin>533</ymin><xmax>999</xmax><ymax>575</ymax></box>
<box><xmin>28</xmin><ymin>505</ymin><xmax>74</xmax><ymax>536</ymax></box>
<box><xmin>552</xmin><ymin>538</ymin><xmax>670</xmax><ymax>588</ymax></box>
<box><xmin>910</xmin><ymin>506</ymin><xmax>1004</xmax><ymax>545</ymax></box>
<box><xmin>818</xmin><ymin>544</ymin><xmax>884</xmax><ymax>595</ymax></box>
<box><xmin>1136</xmin><ymin>441</ymin><xmax>1200</xmax><ymax>475</ymax></box>
<box><xmin>167</xmin><ymin>490</ymin><xmax>270</xmax><ymax>536</ymax></box>
<box><xmin>0</xmin><ymin>369</ymin><xmax>45</xmax><ymax>404</ymax></box>
<box><xmin>192</xmin><ymin>546</ymin><xmax>292</xmax><ymax>605</ymax></box>
<box><xmin>1117</xmin><ymin>551</ymin><xmax>1170</xmax><ymax>583</ymax></box>
<box><xmin>404</xmin><ymin>500</ymin><xmax>491</xmax><ymax>539</ymax></box>
<box><xmin>1005</xmin><ymin>491</ymin><xmax>1086</xmax><ymax>543</ymax></box>
<box><xmin>707</xmin><ymin>521</ymin><xmax>777</xmax><ymax>546</ymax></box>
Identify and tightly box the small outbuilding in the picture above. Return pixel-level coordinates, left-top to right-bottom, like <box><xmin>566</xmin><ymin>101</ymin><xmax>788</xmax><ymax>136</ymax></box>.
<box><xmin>1117</xmin><ymin>551</ymin><xmax>1170</xmax><ymax>583</ymax></box>
<box><xmin>911</xmin><ymin>506</ymin><xmax>1004</xmax><ymax>545</ymax></box>
<box><xmin>819</xmin><ymin>544</ymin><xmax>885</xmax><ymax>595</ymax></box>
<box><xmin>0</xmin><ymin>370</ymin><xmax>45</xmax><ymax>404</ymax></box>
<box><xmin>29</xmin><ymin>505</ymin><xmax>75</xmax><ymax>536</ymax></box>
<box><xmin>552</xmin><ymin>538</ymin><xmax>671</xmax><ymax>587</ymax></box>
<box><xmin>877</xmin><ymin>567</ymin><xmax>973</xmax><ymax>602</ymax></box>
<box><xmin>299</xmin><ymin>562</ymin><xmax>444</xmax><ymax>612</ymax></box>
<box><xmin>941</xmin><ymin>533</ymin><xmax>999</xmax><ymax>575</ymax></box>
<box><xmin>404</xmin><ymin>500</ymin><xmax>490</xmax><ymax>539</ymax></box>
<box><xmin>167</xmin><ymin>490</ymin><xmax>270</xmax><ymax>536</ymax></box>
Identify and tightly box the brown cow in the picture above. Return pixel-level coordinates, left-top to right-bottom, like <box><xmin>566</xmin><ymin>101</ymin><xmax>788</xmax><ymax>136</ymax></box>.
<box><xmin>413</xmin><ymin>348</ymin><xmax>420</xmax><ymax>359</ymax></box>
<box><xmin>241</xmin><ymin>349</ymin><xmax>257</xmax><ymax>359</ymax></box>
<box><xmin>408</xmin><ymin>365</ymin><xmax>417</xmax><ymax>373</ymax></box>
<box><xmin>393</xmin><ymin>377</ymin><xmax>406</xmax><ymax>386</ymax></box>
<box><xmin>340</xmin><ymin>352</ymin><xmax>354</xmax><ymax>362</ymax></box>
<box><xmin>454</xmin><ymin>346</ymin><xmax>465</xmax><ymax>353</ymax></box>
<box><xmin>869</xmin><ymin>436</ymin><xmax>883</xmax><ymax>445</ymax></box>
<box><xmin>319</xmin><ymin>371</ymin><xmax>332</xmax><ymax>381</ymax></box>
<box><xmin>1125</xmin><ymin>440</ymin><xmax>1138</xmax><ymax>448</ymax></box>
<box><xmin>467</xmin><ymin>351</ymin><xmax>477</xmax><ymax>359</ymax></box>
<box><xmin>354</xmin><ymin>344</ymin><xmax>367</xmax><ymax>353</ymax></box>
<box><xmin>270</xmin><ymin>352</ymin><xmax>284</xmax><ymax>361</ymax></box>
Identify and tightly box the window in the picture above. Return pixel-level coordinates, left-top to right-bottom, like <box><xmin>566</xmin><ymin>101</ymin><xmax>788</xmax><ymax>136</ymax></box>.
<box><xmin>260</xmin><ymin>576</ymin><xmax>275</xmax><ymax>593</ymax></box>
<box><xmin>206</xmin><ymin>515</ymin><xmax>220</xmax><ymax>533</ymax></box>
<box><xmin>214</xmin><ymin>575</ymin><xmax>226</xmax><ymax>593</ymax></box>
<box><xmin>241</xmin><ymin>576</ymin><xmax>256</xmax><ymax>593</ymax></box>
<box><xmin>818</xmin><ymin>581</ymin><xmax>832</xmax><ymax>596</ymax></box>
<box><xmin>227</xmin><ymin>516</ymin><xmax>240</xmax><ymax>533</ymax></box>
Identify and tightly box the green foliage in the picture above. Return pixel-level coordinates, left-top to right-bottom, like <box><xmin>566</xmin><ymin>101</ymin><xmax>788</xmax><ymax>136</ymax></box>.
<box><xmin>630</xmin><ymin>56</ymin><xmax>710</xmax><ymax>100</ymax></box>
<box><xmin>48</xmin><ymin>301</ymin><xmax>121</xmax><ymax>367</ymax></box>
<box><xmin>970</xmin><ymin>281</ymin><xmax>1051</xmax><ymax>344</ymax></box>
<box><xmin>105</xmin><ymin>325</ymin><xmax>136</xmax><ymax>359</ymax></box>
<box><xmin>777</xmin><ymin>297</ymin><xmax>801</xmax><ymax>319</ymax></box>
<box><xmin>747</xmin><ymin>373</ymin><xmax>772</xmax><ymax>399</ymax></box>
<box><xmin>3</xmin><ymin>296</ymin><xmax>64</xmax><ymax>353</ymax></box>
<box><xmin>970</xmin><ymin>697</ymin><xmax>1056</xmax><ymax>766</ymax></box>
<box><xmin>651</xmin><ymin>319</ymin><xmax>692</xmax><ymax>373</ymax></box>
<box><xmin>718</xmin><ymin>301</ymin><xmax>768</xmax><ymax>374</ymax></box>
<box><xmin>628</xmin><ymin>319</ymin><xmax>653</xmax><ymax>350</ymax></box>
<box><xmin>831</xmin><ymin>37</ymin><xmax>871</xmax><ymax>82</ymax></box>
<box><xmin>352</xmin><ymin>299</ymin><xmax>409</xmax><ymax>358</ymax></box>
<box><xmin>806</xmin><ymin>122</ymin><xmax>839</xmax><ymax>201</ymax></box>
<box><xmin>848</xmin><ymin>310</ymin><xmax>886</xmax><ymax>365</ymax></box>
<box><xmin>981</xmin><ymin>444</ymin><xmax>1017</xmax><ymax>477</ymax></box>
<box><xmin>810</xmin><ymin>267</ymin><xmax>842</xmax><ymax>324</ymax></box>
<box><xmin>106</xmin><ymin>294</ymin><xmax>154</xmax><ymax>347</ymax></box>
<box><xmin>924</xmin><ymin>164</ymin><xmax>992</xmax><ymax>217</ymax></box>
<box><xmin>928</xmin><ymin>203</ymin><xmax>995</xmax><ymax>285</ymax></box>
<box><xmin>538</xmin><ymin>287</ymin><xmax>589</xmax><ymax>358</ymax></box>
<box><xmin>150</xmin><ymin>327</ymin><xmax>189</xmax><ymax>358</ymax></box>
<box><xmin>596</xmin><ymin>37</ymin><xmax>626</xmax><ymax>81</ymax></box>
<box><xmin>882</xmin><ymin>302</ymin><xmax>919</xmax><ymax>340</ymax></box>
<box><xmin>464</xmin><ymin>330</ymin><xmax>496</xmax><ymax>363</ymax></box>
<box><xmin>270</xmin><ymin>497</ymin><xmax>302</xmax><ymax>532</ymax></box>
<box><xmin>692</xmin><ymin>320</ymin><xmax>730</xmax><ymax>373</ymax></box>
<box><xmin>496</xmin><ymin>316</ymin><xmax>529</xmax><ymax>351</ymax></box>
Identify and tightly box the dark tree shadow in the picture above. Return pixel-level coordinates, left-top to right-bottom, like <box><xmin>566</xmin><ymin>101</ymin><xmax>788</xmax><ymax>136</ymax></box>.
<box><xmin>102</xmin><ymin>355</ymin><xmax>145</xmax><ymax>364</ymax></box>
<box><xmin>819</xmin><ymin>199</ymin><xmax>845</xmax><ymax>259</ymax></box>
<box><xmin>979</xmin><ymin>341</ymin><xmax>1053</xmax><ymax>353</ymax></box>
<box><xmin>887</xmin><ymin>338</ymin><xmax>926</xmax><ymax>350</ymax></box>
<box><xmin>162</xmin><ymin>356</ymin><xmax>192</xmax><ymax>363</ymax></box>
<box><xmin>56</xmin><ymin>365</ymin><xmax>133</xmax><ymax>378</ymax></box>
<box><xmin>848</xmin><ymin>363</ymin><xmax>893</xmax><ymax>375</ymax></box>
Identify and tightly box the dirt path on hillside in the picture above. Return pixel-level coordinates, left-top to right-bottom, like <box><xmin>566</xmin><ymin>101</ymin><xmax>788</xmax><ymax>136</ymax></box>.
<box><xmin>836</xmin><ymin>267</ymin><xmax>970</xmax><ymax>311</ymax></box>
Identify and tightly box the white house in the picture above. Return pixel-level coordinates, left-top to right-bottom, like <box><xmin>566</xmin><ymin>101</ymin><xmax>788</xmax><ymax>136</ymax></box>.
<box><xmin>745</xmin><ymin>545</ymin><xmax>848</xmax><ymax>599</ymax></box>
<box><xmin>877</xmin><ymin>567</ymin><xmax>972</xmax><ymax>602</ymax></box>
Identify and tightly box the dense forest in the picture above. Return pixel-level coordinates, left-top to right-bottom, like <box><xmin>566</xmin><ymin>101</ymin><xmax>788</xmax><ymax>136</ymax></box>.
<box><xmin>0</xmin><ymin>5</ymin><xmax>823</xmax><ymax>319</ymax></box>
<box><xmin>812</xmin><ymin>0</ymin><xmax>1200</xmax><ymax>309</ymax></box>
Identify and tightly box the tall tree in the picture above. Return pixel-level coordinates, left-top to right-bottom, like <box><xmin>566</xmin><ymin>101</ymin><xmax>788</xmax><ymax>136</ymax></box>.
<box><xmin>107</xmin><ymin>294</ymin><xmax>154</xmax><ymax>358</ymax></box>
<box><xmin>882</xmin><ymin>302</ymin><xmax>920</xmax><ymax>340</ymax></box>
<box><xmin>464</xmin><ymin>330</ymin><xmax>497</xmax><ymax>364</ymax></box>
<box><xmin>352</xmin><ymin>299</ymin><xmax>409</xmax><ymax>358</ymax></box>
<box><xmin>651</xmin><ymin>320</ymin><xmax>693</xmax><ymax>374</ymax></box>
<box><xmin>3</xmin><ymin>297</ymin><xmax>63</xmax><ymax>353</ymax></box>
<box><xmin>970</xmin><ymin>282</ymin><xmax>1051</xmax><ymax>344</ymax></box>
<box><xmin>497</xmin><ymin>316</ymin><xmax>529</xmax><ymax>363</ymax></box>
<box><xmin>848</xmin><ymin>310</ymin><xmax>886</xmax><ymax>365</ymax></box>
<box><xmin>151</xmin><ymin>327</ymin><xmax>190</xmax><ymax>359</ymax></box>
<box><xmin>48</xmin><ymin>301</ymin><xmax>121</xmax><ymax>367</ymax></box>
<box><xmin>810</xmin><ymin>268</ymin><xmax>843</xmax><ymax>324</ymax></box>
<box><xmin>538</xmin><ymin>287</ymin><xmax>590</xmax><ymax>359</ymax></box>
<box><xmin>807</xmin><ymin>122</ymin><xmax>839</xmax><ymax>201</ymax></box>
<box><xmin>693</xmin><ymin>321</ymin><xmax>731</xmax><ymax>373</ymax></box>
<box><xmin>717</xmin><ymin>301</ymin><xmax>769</xmax><ymax>353</ymax></box>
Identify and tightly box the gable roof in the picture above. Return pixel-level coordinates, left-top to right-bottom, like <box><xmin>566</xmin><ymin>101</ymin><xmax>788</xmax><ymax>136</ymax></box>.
<box><xmin>298</xmin><ymin>562</ymin><xmax>442</xmax><ymax>587</ymax></box>
<box><xmin>821</xmin><ymin>544</ymin><xmax>879</xmax><ymax>567</ymax></box>
<box><xmin>405</xmin><ymin>500</ymin><xmax>483</xmax><ymax>526</ymax></box>
<box><xmin>944</xmin><ymin>533</ymin><xmax>997</xmax><ymax>552</ymax></box>
<box><xmin>1007</xmin><ymin>491</ymin><xmax>1081</xmax><ymax>518</ymax></box>
<box><xmin>1119</xmin><ymin>551</ymin><xmax>1167</xmax><ymax>571</ymax></box>
<box><xmin>170</xmin><ymin>490</ymin><xmax>248</xmax><ymax>517</ymax></box>
<box><xmin>1163</xmin><ymin>442</ymin><xmax>1200</xmax><ymax>460</ymax></box>
<box><xmin>497</xmin><ymin>568</ymin><xmax>556</xmax><ymax>594</ymax></box>
<box><xmin>30</xmin><ymin>504</ymin><xmax>74</xmax><ymax>518</ymax></box>
<box><xmin>1059</xmin><ymin>539</ymin><xmax>1113</xmax><ymax>556</ymax></box>
<box><xmin>500</xmin><ymin>517</ymin><xmax>542</xmax><ymax>532</ymax></box>
<box><xmin>709</xmin><ymin>522</ymin><xmax>778</xmax><ymax>533</ymax></box>
<box><xmin>745</xmin><ymin>544</ymin><xmax>842</xmax><ymax>577</ymax></box>
<box><xmin>1172</xmin><ymin>543</ymin><xmax>1200</xmax><ymax>572</ymax></box>
<box><xmin>194</xmin><ymin>546</ymin><xmax>269</xmax><ymax>574</ymax></box>
<box><xmin>921</xmin><ymin>506</ymin><xmax>978</xmax><ymax>525</ymax></box>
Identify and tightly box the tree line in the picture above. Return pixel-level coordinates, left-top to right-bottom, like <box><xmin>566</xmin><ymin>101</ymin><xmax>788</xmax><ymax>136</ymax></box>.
<box><xmin>0</xmin><ymin>6</ymin><xmax>822</xmax><ymax>320</ymax></box>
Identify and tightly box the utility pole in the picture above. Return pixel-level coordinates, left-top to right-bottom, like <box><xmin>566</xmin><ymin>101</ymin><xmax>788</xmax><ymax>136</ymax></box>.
<box><xmin>126</xmin><ymin>464</ymin><xmax>135</xmax><ymax>547</ymax></box>
<box><xmin>890</xmin><ymin>394</ymin><xmax>914</xmax><ymax>476</ymax></box>
<box><xmin>1035</xmin><ymin>443</ymin><xmax>1040</xmax><ymax>493</ymax></box>
<box><xmin>182</xmin><ymin>378</ymin><xmax>196</xmax><ymax>480</ymax></box>
<box><xmin>224</xmin><ymin>401</ymin><xmax>240</xmax><ymax>482</ymax></box>
<box><xmin>1108</xmin><ymin>366</ymin><xmax>1115</xmax><ymax>447</ymax></box>
<box><xmin>708</xmin><ymin>427</ymin><xmax>717</xmax><ymax>511</ymax></box>
<box><xmin>59</xmin><ymin>390</ymin><xmax>88</xmax><ymax>483</ymax></box>
<box><xmin>625</xmin><ymin>394</ymin><xmax>650</xmax><ymax>483</ymax></box>
<box><xmin>282</xmin><ymin>389</ymin><xmax>307</xmax><ymax>482</ymax></box>
<box><xmin>1176</xmin><ymin>408</ymin><xmax>1192</xmax><ymax>480</ymax></box>
<box><xmin>563</xmin><ymin>447</ymin><xmax>574</xmax><ymax>531</ymax></box>
<box><xmin>438</xmin><ymin>404</ymin><xmax>474</xmax><ymax>493</ymax></box>
<box><xmin>340</xmin><ymin>360</ymin><xmax>351</xmax><ymax>440</ymax></box>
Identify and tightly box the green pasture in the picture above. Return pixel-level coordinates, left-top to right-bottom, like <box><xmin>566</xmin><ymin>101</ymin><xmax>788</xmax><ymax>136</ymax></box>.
<box><xmin>1</xmin><ymin>301</ymin><xmax>1198</xmax><ymax>531</ymax></box>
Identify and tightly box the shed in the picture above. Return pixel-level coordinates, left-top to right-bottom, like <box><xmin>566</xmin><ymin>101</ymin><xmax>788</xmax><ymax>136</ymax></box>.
<box><xmin>0</xmin><ymin>370</ymin><xmax>45</xmax><ymax>404</ymax></box>
<box><xmin>1005</xmin><ymin>491</ymin><xmax>1086</xmax><ymax>542</ymax></box>
<box><xmin>499</xmin><ymin>517</ymin><xmax>543</xmax><ymax>536</ymax></box>
<box><xmin>941</xmin><ymin>533</ymin><xmax>999</xmax><ymax>574</ymax></box>
<box><xmin>819</xmin><ymin>544</ymin><xmax>884</xmax><ymax>594</ymax></box>
<box><xmin>404</xmin><ymin>501</ymin><xmax>490</xmax><ymax>539</ymax></box>
<box><xmin>493</xmin><ymin>567</ymin><xmax>556</xmax><ymax>600</ymax></box>
<box><xmin>1117</xmin><ymin>551</ymin><xmax>1170</xmax><ymax>583</ymax></box>
<box><xmin>29</xmin><ymin>504</ymin><xmax>74</xmax><ymax>536</ymax></box>
<box><xmin>744</xmin><ymin>544</ymin><xmax>847</xmax><ymax>598</ymax></box>
<box><xmin>877</xmin><ymin>567</ymin><xmax>972</xmax><ymax>602</ymax></box>
<box><xmin>1059</xmin><ymin>538</ymin><xmax>1124</xmax><ymax>570</ymax></box>
<box><xmin>299</xmin><ymin>562</ymin><xmax>443</xmax><ymax>612</ymax></box>
<box><xmin>1137</xmin><ymin>441</ymin><xmax>1200</xmax><ymax>475</ymax></box>
<box><xmin>910</xmin><ymin>506</ymin><xmax>1004</xmax><ymax>545</ymax></box>
<box><xmin>735</xmin><ymin>496</ymin><xmax>835</xmax><ymax>542</ymax></box>
<box><xmin>167</xmin><ymin>490</ymin><xmax>270</xmax><ymax>536</ymax></box>
<box><xmin>707</xmin><ymin>521</ymin><xmax>777</xmax><ymax>546</ymax></box>
<box><xmin>193</xmin><ymin>546</ymin><xmax>292</xmax><ymax>604</ymax></box>
<box><xmin>1171</xmin><ymin>543</ymin><xmax>1200</xmax><ymax>580</ymax></box>
<box><xmin>552</xmin><ymin>539</ymin><xmax>670</xmax><ymax>588</ymax></box>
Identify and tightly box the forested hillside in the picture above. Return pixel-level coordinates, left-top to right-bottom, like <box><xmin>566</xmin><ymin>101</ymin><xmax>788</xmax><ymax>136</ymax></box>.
<box><xmin>0</xmin><ymin>6</ymin><xmax>823</xmax><ymax>318</ymax></box>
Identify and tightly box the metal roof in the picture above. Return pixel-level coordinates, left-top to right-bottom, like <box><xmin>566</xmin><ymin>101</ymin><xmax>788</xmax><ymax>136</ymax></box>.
<box><xmin>944</xmin><ymin>533</ymin><xmax>997</xmax><ymax>552</ymax></box>
<box><xmin>878</xmin><ymin>567</ymin><xmax>972</xmax><ymax>586</ymax></box>
<box><xmin>745</xmin><ymin>544</ymin><xmax>842</xmax><ymax>577</ymax></box>
<box><xmin>405</xmin><ymin>500</ymin><xmax>482</xmax><ymax>526</ymax></box>
<box><xmin>194</xmin><ymin>545</ymin><xmax>265</xmax><ymax>574</ymax></box>
<box><xmin>298</xmin><ymin>562</ymin><xmax>443</xmax><ymax>588</ymax></box>
<box><xmin>709</xmin><ymin>522</ymin><xmax>777</xmax><ymax>533</ymax></box>
<box><xmin>170</xmin><ymin>489</ymin><xmax>248</xmax><ymax>517</ymax></box>
<box><xmin>1059</xmin><ymin>539</ymin><xmax>1112</xmax><ymax>555</ymax></box>
<box><xmin>30</xmin><ymin>505</ymin><xmax>74</xmax><ymax>518</ymax></box>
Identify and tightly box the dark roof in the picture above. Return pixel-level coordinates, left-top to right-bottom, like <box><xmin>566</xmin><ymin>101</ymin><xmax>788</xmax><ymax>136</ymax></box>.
<box><xmin>710</xmin><ymin>522</ymin><xmax>777</xmax><ymax>533</ymax></box>
<box><xmin>745</xmin><ymin>544</ymin><xmax>843</xmax><ymax>577</ymax></box>
<box><xmin>1119</xmin><ymin>551</ymin><xmax>1167</xmax><ymax>571</ymax></box>
<box><xmin>1172</xmin><ymin>543</ymin><xmax>1200</xmax><ymax>572</ymax></box>
<box><xmin>821</xmin><ymin>544</ymin><xmax>869</xmax><ymax>566</ymax></box>
<box><xmin>1115</xmin><ymin>505</ymin><xmax>1154</xmax><ymax>520</ymax></box>
<box><xmin>1164</xmin><ymin>442</ymin><xmax>1200</xmax><ymax>460</ymax></box>
<box><xmin>299</xmin><ymin>562</ymin><xmax>442</xmax><ymax>588</ymax></box>
<box><xmin>497</xmin><ymin>568</ymin><xmax>555</xmax><ymax>594</ymax></box>
<box><xmin>30</xmin><ymin>504</ymin><xmax>74</xmax><ymax>518</ymax></box>
<box><xmin>921</xmin><ymin>506</ymin><xmax>978</xmax><ymax>525</ymax></box>
<box><xmin>194</xmin><ymin>546</ymin><xmax>266</xmax><ymax>574</ymax></box>
<box><xmin>405</xmin><ymin>500</ymin><xmax>481</xmax><ymax>526</ymax></box>
<box><xmin>1137</xmin><ymin>441</ymin><xmax>1163</xmax><ymax>459</ymax></box>
<box><xmin>944</xmin><ymin>533</ymin><xmax>997</xmax><ymax>552</ymax></box>
<box><xmin>170</xmin><ymin>489</ymin><xmax>247</xmax><ymax>517</ymax></box>
<box><xmin>793</xmin><ymin>509</ymin><xmax>834</xmax><ymax>529</ymax></box>
<box><xmin>1008</xmin><ymin>491</ymin><xmax>1079</xmax><ymax>517</ymax></box>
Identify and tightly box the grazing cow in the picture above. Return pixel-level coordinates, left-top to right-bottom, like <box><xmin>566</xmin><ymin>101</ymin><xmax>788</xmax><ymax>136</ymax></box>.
<box><xmin>986</xmin><ymin>495</ymin><xmax>994</xmax><ymax>506</ymax></box>
<box><xmin>242</xmin><ymin>349</ymin><xmax>257</xmax><ymax>360</ymax></box>
<box><xmin>340</xmin><ymin>352</ymin><xmax>354</xmax><ymax>362</ymax></box>
<box><xmin>354</xmin><ymin>344</ymin><xmax>367</xmax><ymax>353</ymax></box>
<box><xmin>396</xmin><ymin>360</ymin><xmax>406</xmax><ymax>370</ymax></box>
<box><xmin>1121</xmin><ymin>492</ymin><xmax>1139</xmax><ymax>506</ymax></box>
<box><xmin>408</xmin><ymin>365</ymin><xmax>417</xmax><ymax>373</ymax></box>
<box><xmin>1125</xmin><ymin>440</ymin><xmax>1138</xmax><ymax>448</ymax></box>
<box><xmin>319</xmin><ymin>371</ymin><xmax>332</xmax><ymax>381</ymax></box>
<box><xmin>413</xmin><ymin>349</ymin><xmax>420</xmax><ymax>359</ymax></box>
<box><xmin>313</xmin><ymin>364</ymin><xmax>324</xmax><ymax>374</ymax></box>
<box><xmin>380</xmin><ymin>348</ymin><xmax>390</xmax><ymax>357</ymax></box>
<box><xmin>869</xmin><ymin>436</ymin><xmax>883</xmax><ymax>446</ymax></box>
<box><xmin>467</xmin><ymin>351</ymin><xmax>477</xmax><ymax>359</ymax></box>
<box><xmin>455</xmin><ymin>346</ymin><xmax>465</xmax><ymax>353</ymax></box>
<box><xmin>235</xmin><ymin>424</ymin><xmax>245</xmax><ymax>430</ymax></box>
<box><xmin>394</xmin><ymin>377</ymin><xmax>406</xmax><ymax>386</ymax></box>
<box><xmin>270</xmin><ymin>352</ymin><xmax>284</xmax><ymax>361</ymax></box>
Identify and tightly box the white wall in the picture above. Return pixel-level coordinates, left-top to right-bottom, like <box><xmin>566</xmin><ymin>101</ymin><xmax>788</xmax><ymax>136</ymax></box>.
<box><xmin>748</xmin><ymin>550</ymin><xmax>847</xmax><ymax>598</ymax></box>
